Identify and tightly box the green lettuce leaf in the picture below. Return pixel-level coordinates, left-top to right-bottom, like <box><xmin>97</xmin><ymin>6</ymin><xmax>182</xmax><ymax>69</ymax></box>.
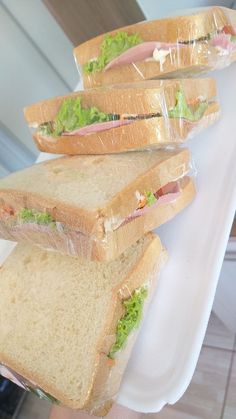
<box><xmin>145</xmin><ymin>191</ymin><xmax>157</xmax><ymax>206</ymax></box>
<box><xmin>231</xmin><ymin>35</ymin><xmax>236</xmax><ymax>42</ymax></box>
<box><xmin>168</xmin><ymin>90</ymin><xmax>208</xmax><ymax>122</ymax></box>
<box><xmin>38</xmin><ymin>122</ymin><xmax>54</xmax><ymax>136</ymax></box>
<box><xmin>39</xmin><ymin>97</ymin><xmax>110</xmax><ymax>136</ymax></box>
<box><xmin>108</xmin><ymin>287</ymin><xmax>148</xmax><ymax>359</ymax></box>
<box><xmin>18</xmin><ymin>208</ymin><xmax>55</xmax><ymax>226</ymax></box>
<box><xmin>83</xmin><ymin>31</ymin><xmax>142</xmax><ymax>74</ymax></box>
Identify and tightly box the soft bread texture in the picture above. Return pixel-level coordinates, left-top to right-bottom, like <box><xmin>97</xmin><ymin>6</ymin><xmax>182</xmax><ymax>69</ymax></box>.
<box><xmin>0</xmin><ymin>149</ymin><xmax>190</xmax><ymax>235</ymax></box>
<box><xmin>0</xmin><ymin>233</ymin><xmax>167</xmax><ymax>413</ymax></box>
<box><xmin>73</xmin><ymin>7</ymin><xmax>235</xmax><ymax>87</ymax></box>
<box><xmin>23</xmin><ymin>79</ymin><xmax>219</xmax><ymax>155</ymax></box>
<box><xmin>0</xmin><ymin>176</ymin><xmax>195</xmax><ymax>261</ymax></box>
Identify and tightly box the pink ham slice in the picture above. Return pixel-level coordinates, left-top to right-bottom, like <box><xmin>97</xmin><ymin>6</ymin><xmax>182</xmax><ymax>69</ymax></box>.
<box><xmin>62</xmin><ymin>119</ymin><xmax>133</xmax><ymax>136</ymax></box>
<box><xmin>115</xmin><ymin>182</ymin><xmax>181</xmax><ymax>230</ymax></box>
<box><xmin>61</xmin><ymin>114</ymin><xmax>201</xmax><ymax>138</ymax></box>
<box><xmin>128</xmin><ymin>190</ymin><xmax>180</xmax><ymax>219</ymax></box>
<box><xmin>104</xmin><ymin>41</ymin><xmax>185</xmax><ymax>71</ymax></box>
<box><xmin>211</xmin><ymin>32</ymin><xmax>236</xmax><ymax>51</ymax></box>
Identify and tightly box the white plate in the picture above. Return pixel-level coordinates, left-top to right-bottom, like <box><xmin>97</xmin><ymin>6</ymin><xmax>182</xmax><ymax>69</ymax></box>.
<box><xmin>0</xmin><ymin>67</ymin><xmax>235</xmax><ymax>414</ymax></box>
<box><xmin>118</xmin><ymin>63</ymin><xmax>236</xmax><ymax>412</ymax></box>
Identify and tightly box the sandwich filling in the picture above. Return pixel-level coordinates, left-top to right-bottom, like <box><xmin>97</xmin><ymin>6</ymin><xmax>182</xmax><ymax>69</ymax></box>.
<box><xmin>83</xmin><ymin>27</ymin><xmax>236</xmax><ymax>74</ymax></box>
<box><xmin>17</xmin><ymin>208</ymin><xmax>56</xmax><ymax>227</ymax></box>
<box><xmin>108</xmin><ymin>180</ymin><xmax>180</xmax><ymax>231</ymax></box>
<box><xmin>37</xmin><ymin>91</ymin><xmax>209</xmax><ymax>138</ymax></box>
<box><xmin>0</xmin><ymin>181</ymin><xmax>181</xmax><ymax>235</ymax></box>
<box><xmin>108</xmin><ymin>286</ymin><xmax>148</xmax><ymax>359</ymax></box>
<box><xmin>0</xmin><ymin>206</ymin><xmax>61</xmax><ymax>235</ymax></box>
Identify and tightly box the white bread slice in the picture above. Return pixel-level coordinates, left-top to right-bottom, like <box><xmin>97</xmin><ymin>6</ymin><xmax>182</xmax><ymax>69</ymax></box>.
<box><xmin>73</xmin><ymin>7</ymin><xmax>236</xmax><ymax>88</ymax></box>
<box><xmin>23</xmin><ymin>79</ymin><xmax>219</xmax><ymax>155</ymax></box>
<box><xmin>0</xmin><ymin>233</ymin><xmax>167</xmax><ymax>414</ymax></box>
<box><xmin>0</xmin><ymin>176</ymin><xmax>195</xmax><ymax>261</ymax></box>
<box><xmin>0</xmin><ymin>150</ymin><xmax>192</xmax><ymax>260</ymax></box>
<box><xmin>0</xmin><ymin>149</ymin><xmax>190</xmax><ymax>233</ymax></box>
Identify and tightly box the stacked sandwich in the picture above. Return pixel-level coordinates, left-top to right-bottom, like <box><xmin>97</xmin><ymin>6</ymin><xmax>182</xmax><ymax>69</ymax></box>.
<box><xmin>0</xmin><ymin>6</ymin><xmax>234</xmax><ymax>416</ymax></box>
<box><xmin>75</xmin><ymin>6</ymin><xmax>236</xmax><ymax>88</ymax></box>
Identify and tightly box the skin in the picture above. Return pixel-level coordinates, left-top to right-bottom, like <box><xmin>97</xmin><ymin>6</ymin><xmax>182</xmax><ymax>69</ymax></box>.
<box><xmin>49</xmin><ymin>404</ymin><xmax>142</xmax><ymax>419</ymax></box>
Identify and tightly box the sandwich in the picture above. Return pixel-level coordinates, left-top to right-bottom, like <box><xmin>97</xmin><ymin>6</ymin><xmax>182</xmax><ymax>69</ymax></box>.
<box><xmin>24</xmin><ymin>78</ymin><xmax>220</xmax><ymax>155</ymax></box>
<box><xmin>0</xmin><ymin>233</ymin><xmax>167</xmax><ymax>415</ymax></box>
<box><xmin>74</xmin><ymin>6</ymin><xmax>236</xmax><ymax>88</ymax></box>
<box><xmin>0</xmin><ymin>149</ymin><xmax>195</xmax><ymax>261</ymax></box>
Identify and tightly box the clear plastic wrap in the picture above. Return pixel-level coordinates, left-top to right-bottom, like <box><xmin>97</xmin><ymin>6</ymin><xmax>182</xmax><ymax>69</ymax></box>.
<box><xmin>24</xmin><ymin>78</ymin><xmax>220</xmax><ymax>155</ymax></box>
<box><xmin>0</xmin><ymin>233</ymin><xmax>167</xmax><ymax>414</ymax></box>
<box><xmin>73</xmin><ymin>6</ymin><xmax>236</xmax><ymax>89</ymax></box>
<box><xmin>0</xmin><ymin>149</ymin><xmax>195</xmax><ymax>261</ymax></box>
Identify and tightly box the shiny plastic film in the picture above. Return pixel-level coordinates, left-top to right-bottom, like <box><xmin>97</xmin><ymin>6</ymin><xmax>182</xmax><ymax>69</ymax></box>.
<box><xmin>0</xmin><ymin>233</ymin><xmax>167</xmax><ymax>414</ymax></box>
<box><xmin>74</xmin><ymin>6</ymin><xmax>236</xmax><ymax>89</ymax></box>
<box><xmin>0</xmin><ymin>150</ymin><xmax>195</xmax><ymax>261</ymax></box>
<box><xmin>24</xmin><ymin>78</ymin><xmax>220</xmax><ymax>155</ymax></box>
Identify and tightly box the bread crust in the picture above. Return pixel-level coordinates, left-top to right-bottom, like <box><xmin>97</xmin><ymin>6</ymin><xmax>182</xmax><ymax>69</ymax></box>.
<box><xmin>24</xmin><ymin>78</ymin><xmax>217</xmax><ymax>125</ymax></box>
<box><xmin>0</xmin><ymin>233</ymin><xmax>167</xmax><ymax>412</ymax></box>
<box><xmin>32</xmin><ymin>102</ymin><xmax>220</xmax><ymax>155</ymax></box>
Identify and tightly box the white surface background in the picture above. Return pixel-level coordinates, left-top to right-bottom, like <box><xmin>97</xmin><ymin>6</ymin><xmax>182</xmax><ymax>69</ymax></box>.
<box><xmin>116</xmin><ymin>63</ymin><xmax>236</xmax><ymax>412</ymax></box>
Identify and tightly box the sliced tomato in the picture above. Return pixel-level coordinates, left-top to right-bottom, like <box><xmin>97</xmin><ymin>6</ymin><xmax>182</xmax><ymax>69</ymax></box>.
<box><xmin>0</xmin><ymin>204</ymin><xmax>15</xmax><ymax>216</ymax></box>
<box><xmin>137</xmin><ymin>197</ymin><xmax>147</xmax><ymax>209</ymax></box>
<box><xmin>223</xmin><ymin>25</ymin><xmax>236</xmax><ymax>36</ymax></box>
<box><xmin>155</xmin><ymin>181</ymin><xmax>179</xmax><ymax>198</ymax></box>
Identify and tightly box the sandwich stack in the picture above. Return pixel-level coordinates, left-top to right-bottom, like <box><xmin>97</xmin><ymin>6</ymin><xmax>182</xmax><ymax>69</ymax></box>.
<box><xmin>1</xmin><ymin>5</ymin><xmax>234</xmax><ymax>416</ymax></box>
